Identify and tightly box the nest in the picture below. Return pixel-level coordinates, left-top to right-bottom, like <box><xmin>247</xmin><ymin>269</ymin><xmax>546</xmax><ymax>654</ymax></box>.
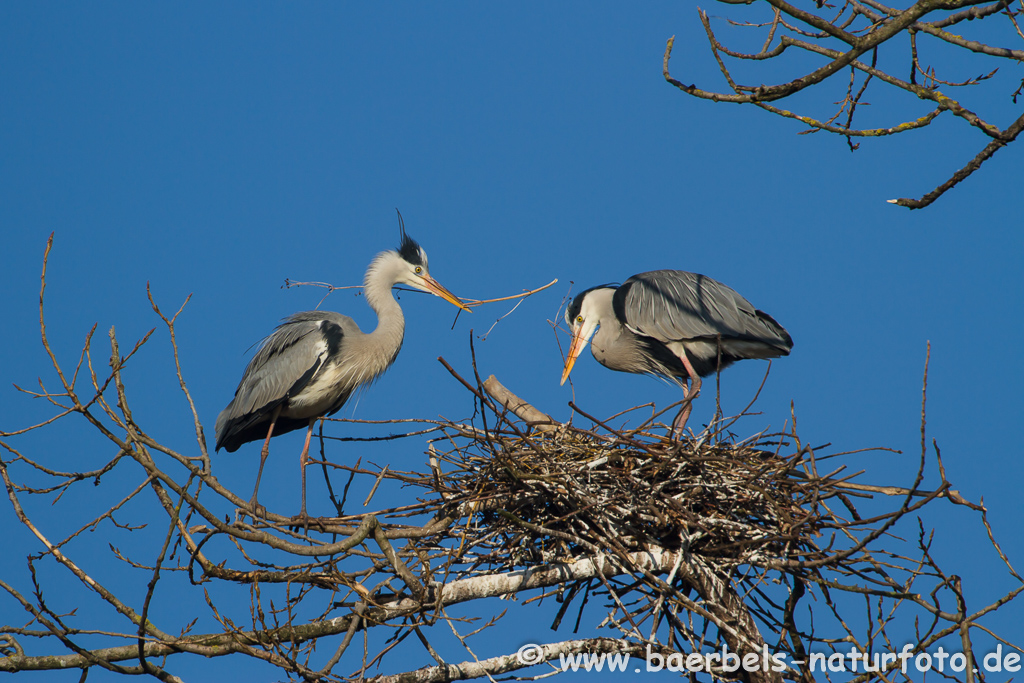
<box><xmin>417</xmin><ymin>377</ymin><xmax>824</xmax><ymax>576</ymax></box>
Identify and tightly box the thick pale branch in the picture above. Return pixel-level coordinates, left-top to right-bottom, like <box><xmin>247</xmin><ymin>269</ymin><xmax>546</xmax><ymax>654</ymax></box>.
<box><xmin>483</xmin><ymin>375</ymin><xmax>558</xmax><ymax>433</ymax></box>
<box><xmin>366</xmin><ymin>638</ymin><xmax>646</xmax><ymax>683</ymax></box>
<box><xmin>0</xmin><ymin>548</ymin><xmax>684</xmax><ymax>672</ymax></box>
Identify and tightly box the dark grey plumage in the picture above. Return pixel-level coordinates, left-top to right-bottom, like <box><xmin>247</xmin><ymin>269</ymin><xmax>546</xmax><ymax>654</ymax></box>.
<box><xmin>561</xmin><ymin>269</ymin><xmax>792</xmax><ymax>431</ymax></box>
<box><xmin>215</xmin><ymin>312</ymin><xmax>354</xmax><ymax>453</ymax></box>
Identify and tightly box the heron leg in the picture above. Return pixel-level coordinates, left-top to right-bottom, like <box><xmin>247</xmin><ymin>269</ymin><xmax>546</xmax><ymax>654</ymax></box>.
<box><xmin>671</xmin><ymin>355</ymin><xmax>703</xmax><ymax>437</ymax></box>
<box><xmin>250</xmin><ymin>404</ymin><xmax>284</xmax><ymax>515</ymax></box>
<box><xmin>298</xmin><ymin>418</ymin><xmax>315</xmax><ymax>519</ymax></box>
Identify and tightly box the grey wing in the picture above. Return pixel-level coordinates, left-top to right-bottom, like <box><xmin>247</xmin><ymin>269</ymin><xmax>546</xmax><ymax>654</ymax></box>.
<box><xmin>613</xmin><ymin>270</ymin><xmax>791</xmax><ymax>350</ymax></box>
<box><xmin>215</xmin><ymin>312</ymin><xmax>345</xmax><ymax>449</ymax></box>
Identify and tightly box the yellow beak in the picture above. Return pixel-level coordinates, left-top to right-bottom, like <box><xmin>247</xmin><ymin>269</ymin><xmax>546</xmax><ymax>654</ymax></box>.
<box><xmin>560</xmin><ymin>327</ymin><xmax>589</xmax><ymax>386</ymax></box>
<box><xmin>422</xmin><ymin>275</ymin><xmax>472</xmax><ymax>312</ymax></box>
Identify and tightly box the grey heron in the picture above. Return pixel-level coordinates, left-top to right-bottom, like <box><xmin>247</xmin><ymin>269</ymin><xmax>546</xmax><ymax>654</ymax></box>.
<box><xmin>560</xmin><ymin>270</ymin><xmax>792</xmax><ymax>433</ymax></box>
<box><xmin>215</xmin><ymin>219</ymin><xmax>470</xmax><ymax>518</ymax></box>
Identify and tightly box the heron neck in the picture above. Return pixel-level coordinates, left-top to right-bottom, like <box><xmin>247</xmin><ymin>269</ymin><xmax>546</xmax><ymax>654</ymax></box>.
<box><xmin>363</xmin><ymin>252</ymin><xmax>407</xmax><ymax>355</ymax></box>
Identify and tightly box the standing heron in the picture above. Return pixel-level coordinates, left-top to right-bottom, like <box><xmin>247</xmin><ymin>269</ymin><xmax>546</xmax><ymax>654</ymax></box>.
<box><xmin>215</xmin><ymin>217</ymin><xmax>470</xmax><ymax>518</ymax></box>
<box><xmin>560</xmin><ymin>270</ymin><xmax>792</xmax><ymax>433</ymax></box>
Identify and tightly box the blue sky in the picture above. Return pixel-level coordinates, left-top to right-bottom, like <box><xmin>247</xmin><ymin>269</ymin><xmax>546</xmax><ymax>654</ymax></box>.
<box><xmin>2</xmin><ymin>4</ymin><xmax>1021</xmax><ymax>681</ymax></box>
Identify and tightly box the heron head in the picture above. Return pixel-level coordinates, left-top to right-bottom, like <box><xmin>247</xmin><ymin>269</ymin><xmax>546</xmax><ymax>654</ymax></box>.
<box><xmin>390</xmin><ymin>212</ymin><xmax>471</xmax><ymax>312</ymax></box>
<box><xmin>559</xmin><ymin>288</ymin><xmax>605</xmax><ymax>386</ymax></box>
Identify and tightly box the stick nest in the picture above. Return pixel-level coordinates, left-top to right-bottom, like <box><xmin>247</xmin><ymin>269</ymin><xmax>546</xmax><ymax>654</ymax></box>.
<box><xmin>424</xmin><ymin>417</ymin><xmax>820</xmax><ymax>574</ymax></box>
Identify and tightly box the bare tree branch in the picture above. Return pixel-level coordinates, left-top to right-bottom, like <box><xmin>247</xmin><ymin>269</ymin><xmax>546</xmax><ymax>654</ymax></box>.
<box><xmin>664</xmin><ymin>1</ymin><xmax>1024</xmax><ymax>208</ymax></box>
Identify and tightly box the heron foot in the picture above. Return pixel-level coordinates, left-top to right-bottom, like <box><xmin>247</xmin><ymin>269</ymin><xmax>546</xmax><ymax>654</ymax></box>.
<box><xmin>289</xmin><ymin>512</ymin><xmax>326</xmax><ymax>534</ymax></box>
<box><xmin>247</xmin><ymin>497</ymin><xmax>267</xmax><ymax>519</ymax></box>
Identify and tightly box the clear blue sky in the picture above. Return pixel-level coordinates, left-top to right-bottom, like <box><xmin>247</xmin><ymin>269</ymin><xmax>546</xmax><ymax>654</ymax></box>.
<box><xmin>2</xmin><ymin>4</ymin><xmax>1021</xmax><ymax>681</ymax></box>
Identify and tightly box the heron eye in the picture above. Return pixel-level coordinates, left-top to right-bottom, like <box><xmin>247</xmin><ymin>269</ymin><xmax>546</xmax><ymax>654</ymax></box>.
<box><xmin>415</xmin><ymin>266</ymin><xmax>423</xmax><ymax>275</ymax></box>
<box><xmin>576</xmin><ymin>315</ymin><xmax>583</xmax><ymax>323</ymax></box>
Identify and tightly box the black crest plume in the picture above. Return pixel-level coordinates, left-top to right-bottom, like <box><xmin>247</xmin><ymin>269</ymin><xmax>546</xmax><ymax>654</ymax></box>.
<box><xmin>395</xmin><ymin>209</ymin><xmax>425</xmax><ymax>266</ymax></box>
